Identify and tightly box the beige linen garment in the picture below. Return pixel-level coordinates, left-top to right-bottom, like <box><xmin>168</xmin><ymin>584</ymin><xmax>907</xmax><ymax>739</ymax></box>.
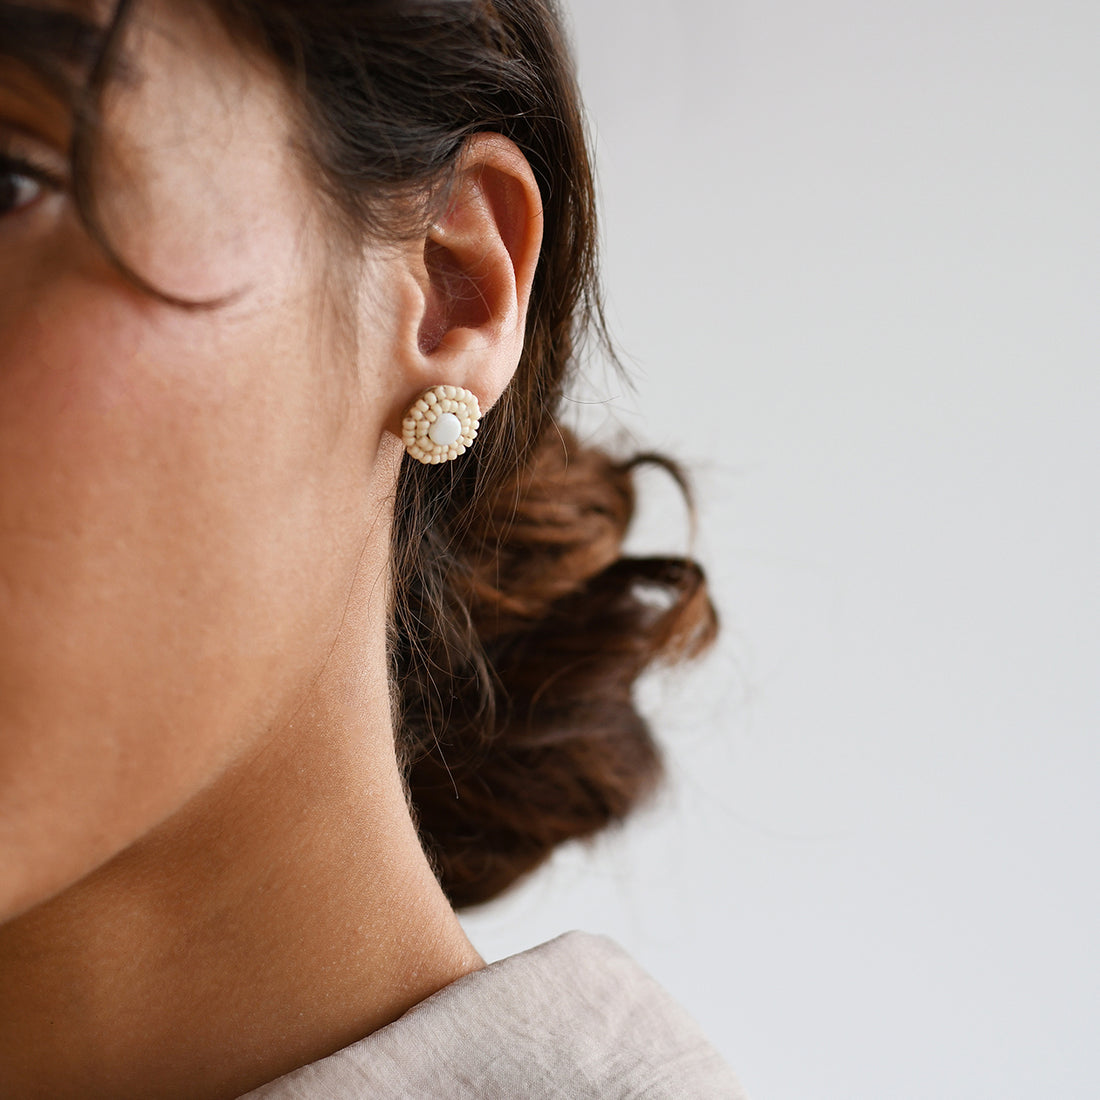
<box><xmin>241</xmin><ymin>931</ymin><xmax>746</xmax><ymax>1099</ymax></box>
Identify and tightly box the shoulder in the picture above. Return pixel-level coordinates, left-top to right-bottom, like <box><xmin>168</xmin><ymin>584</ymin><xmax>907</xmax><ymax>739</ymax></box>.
<box><xmin>241</xmin><ymin>932</ymin><xmax>747</xmax><ymax>1099</ymax></box>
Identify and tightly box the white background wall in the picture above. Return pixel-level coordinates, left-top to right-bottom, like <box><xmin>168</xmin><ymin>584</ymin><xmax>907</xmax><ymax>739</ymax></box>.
<box><xmin>462</xmin><ymin>2</ymin><xmax>1100</xmax><ymax>1096</ymax></box>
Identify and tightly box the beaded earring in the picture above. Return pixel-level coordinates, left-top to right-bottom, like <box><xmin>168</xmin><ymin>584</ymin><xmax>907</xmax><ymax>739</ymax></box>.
<box><xmin>401</xmin><ymin>385</ymin><xmax>482</xmax><ymax>464</ymax></box>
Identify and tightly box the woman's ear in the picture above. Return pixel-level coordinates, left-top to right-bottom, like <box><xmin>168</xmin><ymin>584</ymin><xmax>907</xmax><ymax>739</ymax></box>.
<box><xmin>407</xmin><ymin>133</ymin><xmax>544</xmax><ymax>415</ymax></box>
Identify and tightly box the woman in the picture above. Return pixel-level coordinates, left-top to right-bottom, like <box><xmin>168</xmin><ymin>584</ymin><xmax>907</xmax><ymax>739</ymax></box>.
<box><xmin>0</xmin><ymin>0</ymin><xmax>742</xmax><ymax>1096</ymax></box>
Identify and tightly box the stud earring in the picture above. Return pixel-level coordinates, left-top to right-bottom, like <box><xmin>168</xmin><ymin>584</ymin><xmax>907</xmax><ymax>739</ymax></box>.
<box><xmin>401</xmin><ymin>385</ymin><xmax>482</xmax><ymax>464</ymax></box>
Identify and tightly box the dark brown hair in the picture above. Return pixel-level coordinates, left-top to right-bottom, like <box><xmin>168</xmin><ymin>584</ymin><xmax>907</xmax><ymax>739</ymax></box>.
<box><xmin>1</xmin><ymin>0</ymin><xmax>718</xmax><ymax>908</ymax></box>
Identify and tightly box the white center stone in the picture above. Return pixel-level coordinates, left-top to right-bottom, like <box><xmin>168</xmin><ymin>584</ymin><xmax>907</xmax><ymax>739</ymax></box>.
<box><xmin>428</xmin><ymin>412</ymin><xmax>462</xmax><ymax>447</ymax></box>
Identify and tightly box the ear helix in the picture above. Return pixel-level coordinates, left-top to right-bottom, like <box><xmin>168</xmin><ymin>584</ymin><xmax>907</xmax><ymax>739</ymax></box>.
<box><xmin>401</xmin><ymin>385</ymin><xmax>482</xmax><ymax>464</ymax></box>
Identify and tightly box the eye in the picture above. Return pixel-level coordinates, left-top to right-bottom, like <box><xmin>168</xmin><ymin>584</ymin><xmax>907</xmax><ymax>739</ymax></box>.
<box><xmin>0</xmin><ymin>154</ymin><xmax>61</xmax><ymax>218</ymax></box>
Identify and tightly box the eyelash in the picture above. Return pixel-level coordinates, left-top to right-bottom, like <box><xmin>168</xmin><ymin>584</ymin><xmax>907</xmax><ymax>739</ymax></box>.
<box><xmin>0</xmin><ymin>151</ymin><xmax>67</xmax><ymax>217</ymax></box>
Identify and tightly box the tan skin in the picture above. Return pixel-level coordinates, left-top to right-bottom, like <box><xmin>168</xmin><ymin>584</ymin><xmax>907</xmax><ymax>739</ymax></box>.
<box><xmin>0</xmin><ymin>2</ymin><xmax>544</xmax><ymax>1097</ymax></box>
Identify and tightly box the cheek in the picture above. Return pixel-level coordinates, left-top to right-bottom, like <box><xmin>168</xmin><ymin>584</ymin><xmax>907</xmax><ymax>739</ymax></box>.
<box><xmin>0</xmin><ymin>268</ymin><xmax>364</xmax><ymax>916</ymax></box>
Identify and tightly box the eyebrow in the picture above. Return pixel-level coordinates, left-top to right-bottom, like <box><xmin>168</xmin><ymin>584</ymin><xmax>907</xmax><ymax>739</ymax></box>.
<box><xmin>0</xmin><ymin>3</ymin><xmax>108</xmax><ymax>77</ymax></box>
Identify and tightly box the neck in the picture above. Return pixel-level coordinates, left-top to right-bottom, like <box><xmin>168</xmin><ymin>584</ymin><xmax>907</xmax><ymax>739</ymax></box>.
<box><xmin>0</xmin><ymin>648</ymin><xmax>483</xmax><ymax>1100</ymax></box>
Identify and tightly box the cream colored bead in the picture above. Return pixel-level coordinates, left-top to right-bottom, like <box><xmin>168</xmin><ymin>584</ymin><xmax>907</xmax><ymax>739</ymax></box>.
<box><xmin>401</xmin><ymin>385</ymin><xmax>482</xmax><ymax>464</ymax></box>
<box><xmin>428</xmin><ymin>412</ymin><xmax>463</xmax><ymax>446</ymax></box>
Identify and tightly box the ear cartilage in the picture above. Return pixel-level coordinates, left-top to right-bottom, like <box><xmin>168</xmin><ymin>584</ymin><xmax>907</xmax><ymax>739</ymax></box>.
<box><xmin>401</xmin><ymin>385</ymin><xmax>482</xmax><ymax>464</ymax></box>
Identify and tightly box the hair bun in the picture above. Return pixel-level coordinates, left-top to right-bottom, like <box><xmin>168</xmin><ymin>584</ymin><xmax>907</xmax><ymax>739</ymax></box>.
<box><xmin>395</xmin><ymin>425</ymin><xmax>718</xmax><ymax>909</ymax></box>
